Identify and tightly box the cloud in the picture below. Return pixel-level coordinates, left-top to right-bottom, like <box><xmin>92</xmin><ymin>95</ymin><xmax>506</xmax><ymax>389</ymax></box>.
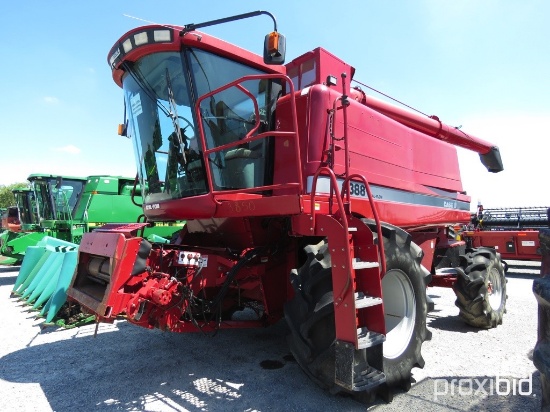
<box><xmin>43</xmin><ymin>96</ymin><xmax>60</xmax><ymax>104</ymax></box>
<box><xmin>53</xmin><ymin>144</ymin><xmax>81</xmax><ymax>154</ymax></box>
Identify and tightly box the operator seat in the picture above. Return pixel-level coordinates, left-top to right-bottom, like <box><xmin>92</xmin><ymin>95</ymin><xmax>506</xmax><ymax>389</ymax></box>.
<box><xmin>212</xmin><ymin>100</ymin><xmax>262</xmax><ymax>189</ymax></box>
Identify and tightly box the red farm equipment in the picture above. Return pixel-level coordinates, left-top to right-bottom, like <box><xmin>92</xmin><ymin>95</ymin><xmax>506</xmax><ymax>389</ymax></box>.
<box><xmin>460</xmin><ymin>204</ymin><xmax>549</xmax><ymax>263</ymax></box>
<box><xmin>1</xmin><ymin>205</ymin><xmax>22</xmax><ymax>232</ymax></box>
<box><xmin>67</xmin><ymin>11</ymin><xmax>506</xmax><ymax>401</ymax></box>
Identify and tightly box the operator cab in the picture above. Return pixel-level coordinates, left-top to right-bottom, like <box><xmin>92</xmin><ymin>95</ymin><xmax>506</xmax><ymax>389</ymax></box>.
<box><xmin>115</xmin><ymin>29</ymin><xmax>284</xmax><ymax>209</ymax></box>
<box><xmin>28</xmin><ymin>174</ymin><xmax>86</xmax><ymax>222</ymax></box>
<box><xmin>110</xmin><ymin>18</ymin><xmax>367</xmax><ymax>222</ymax></box>
<box><xmin>12</xmin><ymin>189</ymin><xmax>38</xmax><ymax>226</ymax></box>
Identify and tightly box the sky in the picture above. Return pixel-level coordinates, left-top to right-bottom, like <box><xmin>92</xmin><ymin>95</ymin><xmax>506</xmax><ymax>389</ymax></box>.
<box><xmin>1</xmin><ymin>1</ymin><xmax>549</xmax><ymax>211</ymax></box>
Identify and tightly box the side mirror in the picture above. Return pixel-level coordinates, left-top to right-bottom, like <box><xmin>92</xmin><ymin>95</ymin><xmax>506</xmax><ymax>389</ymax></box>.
<box><xmin>263</xmin><ymin>32</ymin><xmax>286</xmax><ymax>65</ymax></box>
<box><xmin>118</xmin><ymin>123</ymin><xmax>127</xmax><ymax>137</ymax></box>
<box><xmin>119</xmin><ymin>95</ymin><xmax>128</xmax><ymax>137</ymax></box>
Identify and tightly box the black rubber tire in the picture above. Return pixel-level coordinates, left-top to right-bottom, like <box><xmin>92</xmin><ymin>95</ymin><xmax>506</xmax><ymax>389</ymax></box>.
<box><xmin>453</xmin><ymin>247</ymin><xmax>507</xmax><ymax>328</ymax></box>
<box><xmin>284</xmin><ymin>239</ymin><xmax>337</xmax><ymax>392</ymax></box>
<box><xmin>284</xmin><ymin>221</ymin><xmax>431</xmax><ymax>398</ymax></box>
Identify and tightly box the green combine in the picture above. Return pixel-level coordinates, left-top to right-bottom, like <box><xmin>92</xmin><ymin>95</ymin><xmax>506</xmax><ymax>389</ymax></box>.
<box><xmin>13</xmin><ymin>187</ymin><xmax>39</xmax><ymax>231</ymax></box>
<box><xmin>0</xmin><ymin>174</ymin><xmax>86</xmax><ymax>263</ymax></box>
<box><xmin>71</xmin><ymin>175</ymin><xmax>179</xmax><ymax>242</ymax></box>
<box><xmin>2</xmin><ymin>174</ymin><xmax>180</xmax><ymax>262</ymax></box>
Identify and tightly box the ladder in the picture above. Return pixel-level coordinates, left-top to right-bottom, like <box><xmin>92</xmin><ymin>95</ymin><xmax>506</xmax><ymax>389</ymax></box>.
<box><xmin>307</xmin><ymin>74</ymin><xmax>388</xmax><ymax>392</ymax></box>
<box><xmin>308</xmin><ymin>169</ymin><xmax>387</xmax><ymax>392</ymax></box>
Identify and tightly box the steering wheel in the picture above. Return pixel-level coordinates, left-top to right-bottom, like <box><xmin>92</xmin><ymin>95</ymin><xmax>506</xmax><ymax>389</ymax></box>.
<box><xmin>178</xmin><ymin>115</ymin><xmax>196</xmax><ymax>139</ymax></box>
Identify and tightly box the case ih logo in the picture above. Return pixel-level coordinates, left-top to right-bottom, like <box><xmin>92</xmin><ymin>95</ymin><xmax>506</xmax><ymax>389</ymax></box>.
<box><xmin>443</xmin><ymin>201</ymin><xmax>457</xmax><ymax>209</ymax></box>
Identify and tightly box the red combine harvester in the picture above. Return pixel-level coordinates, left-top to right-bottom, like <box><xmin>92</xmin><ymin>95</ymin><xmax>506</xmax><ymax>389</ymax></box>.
<box><xmin>461</xmin><ymin>204</ymin><xmax>549</xmax><ymax>262</ymax></box>
<box><xmin>68</xmin><ymin>11</ymin><xmax>506</xmax><ymax>401</ymax></box>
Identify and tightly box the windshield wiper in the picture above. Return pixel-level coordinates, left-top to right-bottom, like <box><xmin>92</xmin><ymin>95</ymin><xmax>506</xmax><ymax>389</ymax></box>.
<box><xmin>122</xmin><ymin>61</ymin><xmax>171</xmax><ymax>118</ymax></box>
<box><xmin>166</xmin><ymin>68</ymin><xmax>187</xmax><ymax>164</ymax></box>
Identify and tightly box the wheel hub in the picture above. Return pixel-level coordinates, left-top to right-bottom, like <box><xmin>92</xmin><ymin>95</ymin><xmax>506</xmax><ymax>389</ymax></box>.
<box><xmin>487</xmin><ymin>268</ymin><xmax>503</xmax><ymax>310</ymax></box>
<box><xmin>382</xmin><ymin>269</ymin><xmax>416</xmax><ymax>359</ymax></box>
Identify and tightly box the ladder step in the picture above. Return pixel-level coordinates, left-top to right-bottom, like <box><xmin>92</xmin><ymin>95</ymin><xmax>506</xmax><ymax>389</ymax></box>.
<box><xmin>353</xmin><ymin>365</ymin><xmax>386</xmax><ymax>392</ymax></box>
<box><xmin>352</xmin><ymin>259</ymin><xmax>379</xmax><ymax>270</ymax></box>
<box><xmin>357</xmin><ymin>327</ymin><xmax>385</xmax><ymax>349</ymax></box>
<box><xmin>355</xmin><ymin>292</ymin><xmax>383</xmax><ymax>309</ymax></box>
<box><xmin>334</xmin><ymin>340</ymin><xmax>386</xmax><ymax>392</ymax></box>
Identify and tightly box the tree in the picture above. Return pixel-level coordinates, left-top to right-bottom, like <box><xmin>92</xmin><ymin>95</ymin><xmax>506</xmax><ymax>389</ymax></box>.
<box><xmin>0</xmin><ymin>183</ymin><xmax>30</xmax><ymax>209</ymax></box>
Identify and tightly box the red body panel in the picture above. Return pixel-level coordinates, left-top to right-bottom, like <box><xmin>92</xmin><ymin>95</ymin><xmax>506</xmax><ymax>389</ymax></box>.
<box><xmin>295</xmin><ymin>85</ymin><xmax>465</xmax><ymax>194</ymax></box>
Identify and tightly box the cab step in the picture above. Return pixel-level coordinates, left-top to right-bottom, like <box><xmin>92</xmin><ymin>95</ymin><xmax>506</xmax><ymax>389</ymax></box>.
<box><xmin>355</xmin><ymin>292</ymin><xmax>383</xmax><ymax>309</ymax></box>
<box><xmin>352</xmin><ymin>258</ymin><xmax>379</xmax><ymax>270</ymax></box>
<box><xmin>335</xmin><ymin>339</ymin><xmax>386</xmax><ymax>392</ymax></box>
<box><xmin>353</xmin><ymin>366</ymin><xmax>387</xmax><ymax>392</ymax></box>
<box><xmin>357</xmin><ymin>327</ymin><xmax>385</xmax><ymax>349</ymax></box>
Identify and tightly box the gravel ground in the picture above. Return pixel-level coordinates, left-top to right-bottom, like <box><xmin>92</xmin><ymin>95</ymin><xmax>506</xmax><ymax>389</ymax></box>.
<box><xmin>0</xmin><ymin>260</ymin><xmax>542</xmax><ymax>411</ymax></box>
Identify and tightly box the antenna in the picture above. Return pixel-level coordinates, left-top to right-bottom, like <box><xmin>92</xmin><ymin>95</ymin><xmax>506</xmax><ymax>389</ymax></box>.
<box><xmin>122</xmin><ymin>14</ymin><xmax>180</xmax><ymax>30</ymax></box>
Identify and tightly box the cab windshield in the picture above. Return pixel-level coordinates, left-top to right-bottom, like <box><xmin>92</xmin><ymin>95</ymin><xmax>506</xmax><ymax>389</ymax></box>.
<box><xmin>14</xmin><ymin>191</ymin><xmax>37</xmax><ymax>225</ymax></box>
<box><xmin>122</xmin><ymin>49</ymin><xmax>281</xmax><ymax>203</ymax></box>
<box><xmin>32</xmin><ymin>178</ymin><xmax>84</xmax><ymax>221</ymax></box>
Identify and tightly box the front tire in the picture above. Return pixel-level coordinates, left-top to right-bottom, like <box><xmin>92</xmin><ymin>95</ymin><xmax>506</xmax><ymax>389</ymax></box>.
<box><xmin>453</xmin><ymin>247</ymin><xmax>507</xmax><ymax>328</ymax></box>
<box><xmin>374</xmin><ymin>222</ymin><xmax>432</xmax><ymax>389</ymax></box>
<box><xmin>284</xmin><ymin>240</ymin><xmax>337</xmax><ymax>392</ymax></box>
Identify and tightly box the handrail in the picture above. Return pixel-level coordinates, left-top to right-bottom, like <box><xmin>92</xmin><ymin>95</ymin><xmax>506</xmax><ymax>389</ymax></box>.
<box><xmin>309</xmin><ymin>168</ymin><xmax>387</xmax><ymax>302</ymax></box>
<box><xmin>309</xmin><ymin>166</ymin><xmax>352</xmax><ymax>304</ymax></box>
<box><xmin>309</xmin><ymin>167</ymin><xmax>349</xmax><ymax>234</ymax></box>
<box><xmin>336</xmin><ymin>72</ymin><xmax>386</xmax><ymax>275</ymax></box>
<box><xmin>341</xmin><ymin>174</ymin><xmax>387</xmax><ymax>275</ymax></box>
<box><xmin>212</xmin><ymin>182</ymin><xmax>301</xmax><ymax>197</ymax></box>
<box><xmin>203</xmin><ymin>130</ymin><xmax>295</xmax><ymax>155</ymax></box>
<box><xmin>130</xmin><ymin>173</ymin><xmax>143</xmax><ymax>207</ymax></box>
<box><xmin>195</xmin><ymin>73</ymin><xmax>302</xmax><ymax>196</ymax></box>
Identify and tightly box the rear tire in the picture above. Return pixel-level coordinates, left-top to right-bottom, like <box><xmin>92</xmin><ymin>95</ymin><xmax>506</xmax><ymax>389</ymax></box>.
<box><xmin>284</xmin><ymin>222</ymin><xmax>431</xmax><ymax>398</ymax></box>
<box><xmin>453</xmin><ymin>247</ymin><xmax>507</xmax><ymax>328</ymax></box>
